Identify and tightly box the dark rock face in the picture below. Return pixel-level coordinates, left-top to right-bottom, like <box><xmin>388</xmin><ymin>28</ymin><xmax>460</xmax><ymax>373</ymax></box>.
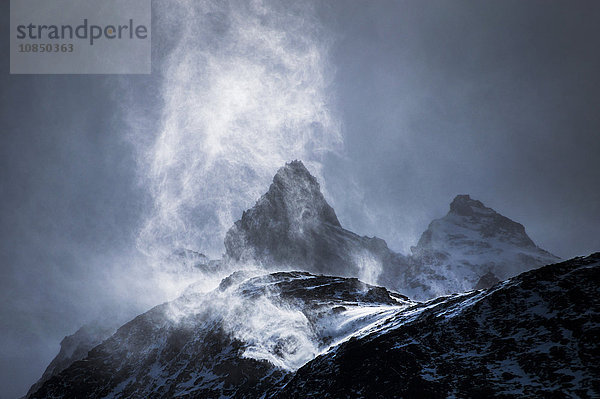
<box><xmin>26</xmin><ymin>323</ymin><xmax>115</xmax><ymax>398</ymax></box>
<box><xmin>474</xmin><ymin>270</ymin><xmax>501</xmax><ymax>290</ymax></box>
<box><xmin>224</xmin><ymin>161</ymin><xmax>403</xmax><ymax>282</ymax></box>
<box><xmin>29</xmin><ymin>271</ymin><xmax>410</xmax><ymax>399</ymax></box>
<box><xmin>272</xmin><ymin>253</ymin><xmax>600</xmax><ymax>398</ymax></box>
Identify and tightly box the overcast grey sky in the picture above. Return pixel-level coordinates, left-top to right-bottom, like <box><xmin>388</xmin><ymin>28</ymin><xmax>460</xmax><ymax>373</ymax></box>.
<box><xmin>2</xmin><ymin>1</ymin><xmax>600</xmax><ymax>397</ymax></box>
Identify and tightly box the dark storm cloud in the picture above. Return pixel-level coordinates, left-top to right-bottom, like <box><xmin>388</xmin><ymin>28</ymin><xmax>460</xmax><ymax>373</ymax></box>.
<box><xmin>318</xmin><ymin>0</ymin><xmax>600</xmax><ymax>257</ymax></box>
<box><xmin>0</xmin><ymin>1</ymin><xmax>155</xmax><ymax>393</ymax></box>
<box><xmin>0</xmin><ymin>74</ymin><xmax>144</xmax><ymax>397</ymax></box>
<box><xmin>1</xmin><ymin>1</ymin><xmax>599</xmax><ymax>397</ymax></box>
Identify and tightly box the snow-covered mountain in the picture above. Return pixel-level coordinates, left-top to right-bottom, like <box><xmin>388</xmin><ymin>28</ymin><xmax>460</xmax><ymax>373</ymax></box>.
<box><xmin>28</xmin><ymin>160</ymin><xmax>587</xmax><ymax>398</ymax></box>
<box><xmin>405</xmin><ymin>194</ymin><xmax>560</xmax><ymax>299</ymax></box>
<box><xmin>29</xmin><ymin>254</ymin><xmax>600</xmax><ymax>398</ymax></box>
<box><xmin>274</xmin><ymin>253</ymin><xmax>600</xmax><ymax>398</ymax></box>
<box><xmin>29</xmin><ymin>271</ymin><xmax>411</xmax><ymax>398</ymax></box>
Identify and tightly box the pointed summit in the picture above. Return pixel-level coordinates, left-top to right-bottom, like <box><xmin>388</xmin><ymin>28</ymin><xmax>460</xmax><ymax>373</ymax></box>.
<box><xmin>449</xmin><ymin>194</ymin><xmax>489</xmax><ymax>216</ymax></box>
<box><xmin>416</xmin><ymin>194</ymin><xmax>538</xmax><ymax>250</ymax></box>
<box><xmin>224</xmin><ymin>161</ymin><xmax>342</xmax><ymax>265</ymax></box>
<box><xmin>410</xmin><ymin>194</ymin><xmax>559</xmax><ymax>296</ymax></box>
<box><xmin>224</xmin><ymin>160</ymin><xmax>397</xmax><ymax>280</ymax></box>
<box><xmin>451</xmin><ymin>194</ymin><xmax>534</xmax><ymax>246</ymax></box>
<box><xmin>264</xmin><ymin>160</ymin><xmax>341</xmax><ymax>228</ymax></box>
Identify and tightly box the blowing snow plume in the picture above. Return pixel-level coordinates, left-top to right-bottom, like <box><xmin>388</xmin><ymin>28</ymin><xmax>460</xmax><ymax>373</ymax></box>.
<box><xmin>135</xmin><ymin>0</ymin><xmax>341</xmax><ymax>260</ymax></box>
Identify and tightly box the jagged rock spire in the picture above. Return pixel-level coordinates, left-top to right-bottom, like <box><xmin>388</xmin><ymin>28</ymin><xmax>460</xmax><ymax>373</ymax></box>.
<box><xmin>224</xmin><ymin>160</ymin><xmax>393</xmax><ymax>279</ymax></box>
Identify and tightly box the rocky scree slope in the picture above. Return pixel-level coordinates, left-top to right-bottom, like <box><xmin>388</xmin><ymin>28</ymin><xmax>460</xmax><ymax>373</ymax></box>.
<box><xmin>272</xmin><ymin>253</ymin><xmax>600</xmax><ymax>398</ymax></box>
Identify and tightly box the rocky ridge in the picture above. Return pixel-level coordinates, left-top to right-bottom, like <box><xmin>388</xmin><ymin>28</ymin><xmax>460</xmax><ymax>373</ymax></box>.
<box><xmin>225</xmin><ymin>161</ymin><xmax>559</xmax><ymax>300</ymax></box>
<box><xmin>29</xmin><ymin>272</ymin><xmax>411</xmax><ymax>398</ymax></box>
<box><xmin>273</xmin><ymin>253</ymin><xmax>600</xmax><ymax>398</ymax></box>
<box><xmin>29</xmin><ymin>254</ymin><xmax>600</xmax><ymax>398</ymax></box>
<box><xmin>28</xmin><ymin>160</ymin><xmax>580</xmax><ymax>399</ymax></box>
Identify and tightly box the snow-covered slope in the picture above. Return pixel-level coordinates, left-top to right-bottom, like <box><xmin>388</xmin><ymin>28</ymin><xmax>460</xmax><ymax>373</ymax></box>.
<box><xmin>29</xmin><ymin>271</ymin><xmax>411</xmax><ymax>398</ymax></box>
<box><xmin>30</xmin><ymin>254</ymin><xmax>600</xmax><ymax>398</ymax></box>
<box><xmin>404</xmin><ymin>194</ymin><xmax>560</xmax><ymax>299</ymax></box>
<box><xmin>272</xmin><ymin>253</ymin><xmax>600</xmax><ymax>398</ymax></box>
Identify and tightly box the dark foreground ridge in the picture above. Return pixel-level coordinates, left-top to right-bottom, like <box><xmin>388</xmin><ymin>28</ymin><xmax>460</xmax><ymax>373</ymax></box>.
<box><xmin>273</xmin><ymin>253</ymin><xmax>600</xmax><ymax>398</ymax></box>
<box><xmin>29</xmin><ymin>253</ymin><xmax>600</xmax><ymax>398</ymax></box>
<box><xmin>29</xmin><ymin>271</ymin><xmax>410</xmax><ymax>398</ymax></box>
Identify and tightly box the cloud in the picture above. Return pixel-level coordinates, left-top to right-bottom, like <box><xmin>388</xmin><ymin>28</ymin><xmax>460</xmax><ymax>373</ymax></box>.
<box><xmin>131</xmin><ymin>0</ymin><xmax>342</xmax><ymax>259</ymax></box>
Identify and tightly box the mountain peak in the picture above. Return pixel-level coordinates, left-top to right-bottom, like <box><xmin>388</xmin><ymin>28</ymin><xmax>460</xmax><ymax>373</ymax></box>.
<box><xmin>449</xmin><ymin>194</ymin><xmax>490</xmax><ymax>216</ymax></box>
<box><xmin>264</xmin><ymin>160</ymin><xmax>340</xmax><ymax>228</ymax></box>
<box><xmin>419</xmin><ymin>194</ymin><xmax>539</xmax><ymax>250</ymax></box>
<box><xmin>273</xmin><ymin>160</ymin><xmax>315</xmax><ymax>186</ymax></box>
<box><xmin>224</xmin><ymin>160</ymin><xmax>343</xmax><ymax>265</ymax></box>
<box><xmin>262</xmin><ymin>160</ymin><xmax>340</xmax><ymax>227</ymax></box>
<box><xmin>224</xmin><ymin>160</ymin><xmax>396</xmax><ymax>281</ymax></box>
<box><xmin>411</xmin><ymin>194</ymin><xmax>559</xmax><ymax>291</ymax></box>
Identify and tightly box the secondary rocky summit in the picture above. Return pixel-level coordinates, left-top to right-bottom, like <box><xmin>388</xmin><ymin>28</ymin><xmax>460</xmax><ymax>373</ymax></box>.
<box><xmin>406</xmin><ymin>194</ymin><xmax>559</xmax><ymax>298</ymax></box>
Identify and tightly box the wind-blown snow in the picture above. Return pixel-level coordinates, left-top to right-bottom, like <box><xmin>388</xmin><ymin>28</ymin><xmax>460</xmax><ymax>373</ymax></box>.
<box><xmin>132</xmin><ymin>0</ymin><xmax>341</xmax><ymax>260</ymax></box>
